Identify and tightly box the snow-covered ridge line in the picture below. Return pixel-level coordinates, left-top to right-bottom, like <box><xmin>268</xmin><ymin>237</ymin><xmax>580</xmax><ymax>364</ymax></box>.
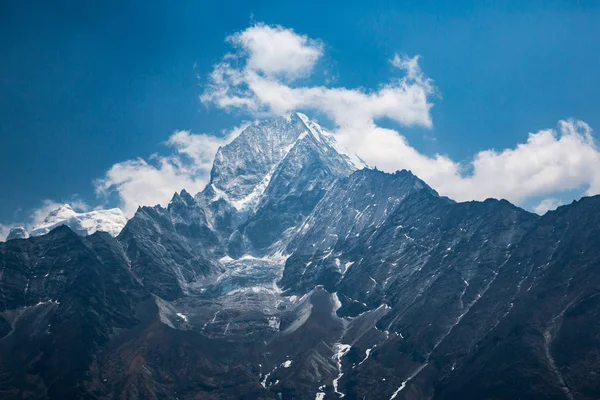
<box><xmin>7</xmin><ymin>204</ymin><xmax>127</xmax><ymax>240</ymax></box>
<box><xmin>295</xmin><ymin>112</ymin><xmax>366</xmax><ymax>170</ymax></box>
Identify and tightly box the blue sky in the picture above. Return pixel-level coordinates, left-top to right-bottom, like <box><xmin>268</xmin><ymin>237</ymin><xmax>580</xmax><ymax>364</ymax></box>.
<box><xmin>2</xmin><ymin>0</ymin><xmax>600</xmax><ymax>231</ymax></box>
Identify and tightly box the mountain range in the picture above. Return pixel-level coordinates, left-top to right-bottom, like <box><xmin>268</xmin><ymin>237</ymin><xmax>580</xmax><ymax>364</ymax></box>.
<box><xmin>1</xmin><ymin>112</ymin><xmax>599</xmax><ymax>400</ymax></box>
<box><xmin>6</xmin><ymin>205</ymin><xmax>127</xmax><ymax>240</ymax></box>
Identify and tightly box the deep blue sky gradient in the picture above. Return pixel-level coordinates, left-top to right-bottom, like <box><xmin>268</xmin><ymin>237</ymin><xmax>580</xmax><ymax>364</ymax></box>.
<box><xmin>1</xmin><ymin>0</ymin><xmax>599</xmax><ymax>222</ymax></box>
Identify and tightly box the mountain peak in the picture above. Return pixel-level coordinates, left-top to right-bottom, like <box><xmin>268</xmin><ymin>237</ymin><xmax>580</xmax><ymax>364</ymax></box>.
<box><xmin>206</xmin><ymin>112</ymin><xmax>364</xmax><ymax>211</ymax></box>
<box><xmin>169</xmin><ymin>189</ymin><xmax>196</xmax><ymax>207</ymax></box>
<box><xmin>44</xmin><ymin>204</ymin><xmax>76</xmax><ymax>223</ymax></box>
<box><xmin>6</xmin><ymin>226</ymin><xmax>29</xmax><ymax>241</ymax></box>
<box><xmin>29</xmin><ymin>205</ymin><xmax>127</xmax><ymax>238</ymax></box>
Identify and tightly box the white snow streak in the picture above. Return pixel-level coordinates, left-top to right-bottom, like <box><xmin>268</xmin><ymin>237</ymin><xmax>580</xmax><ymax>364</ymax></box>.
<box><xmin>332</xmin><ymin>343</ymin><xmax>351</xmax><ymax>398</ymax></box>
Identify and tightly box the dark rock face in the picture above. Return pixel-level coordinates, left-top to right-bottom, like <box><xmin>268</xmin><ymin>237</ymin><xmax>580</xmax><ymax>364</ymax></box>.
<box><xmin>0</xmin><ymin>227</ymin><xmax>146</xmax><ymax>399</ymax></box>
<box><xmin>1</xmin><ymin>113</ymin><xmax>600</xmax><ymax>400</ymax></box>
<box><xmin>279</xmin><ymin>168</ymin><xmax>444</xmax><ymax>294</ymax></box>
<box><xmin>117</xmin><ymin>198</ymin><xmax>220</xmax><ymax>300</ymax></box>
<box><xmin>426</xmin><ymin>196</ymin><xmax>600</xmax><ymax>400</ymax></box>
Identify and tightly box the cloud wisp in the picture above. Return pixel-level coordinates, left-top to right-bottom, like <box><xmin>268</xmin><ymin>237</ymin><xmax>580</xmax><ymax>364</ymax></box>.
<box><xmin>533</xmin><ymin>198</ymin><xmax>564</xmax><ymax>215</ymax></box>
<box><xmin>94</xmin><ymin>123</ymin><xmax>249</xmax><ymax>217</ymax></box>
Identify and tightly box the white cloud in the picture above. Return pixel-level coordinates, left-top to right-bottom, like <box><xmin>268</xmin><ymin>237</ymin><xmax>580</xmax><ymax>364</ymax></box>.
<box><xmin>227</xmin><ymin>23</ymin><xmax>323</xmax><ymax>81</ymax></box>
<box><xmin>166</xmin><ymin>126</ymin><xmax>242</xmax><ymax>171</ymax></box>
<box><xmin>94</xmin><ymin>124</ymin><xmax>248</xmax><ymax>217</ymax></box>
<box><xmin>391</xmin><ymin>54</ymin><xmax>422</xmax><ymax>80</ymax></box>
<box><xmin>200</xmin><ymin>23</ymin><xmax>600</xmax><ymax>209</ymax></box>
<box><xmin>94</xmin><ymin>157</ymin><xmax>205</xmax><ymax>217</ymax></box>
<box><xmin>200</xmin><ymin>24</ymin><xmax>434</xmax><ymax>129</ymax></box>
<box><xmin>336</xmin><ymin>119</ymin><xmax>600</xmax><ymax>207</ymax></box>
<box><xmin>441</xmin><ymin>120</ymin><xmax>600</xmax><ymax>203</ymax></box>
<box><xmin>533</xmin><ymin>198</ymin><xmax>564</xmax><ymax>215</ymax></box>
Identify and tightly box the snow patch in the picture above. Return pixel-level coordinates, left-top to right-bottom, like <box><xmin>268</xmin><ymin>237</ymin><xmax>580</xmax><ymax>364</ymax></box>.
<box><xmin>176</xmin><ymin>313</ymin><xmax>188</xmax><ymax>322</ymax></box>
<box><xmin>357</xmin><ymin>345</ymin><xmax>376</xmax><ymax>366</ymax></box>
<box><xmin>389</xmin><ymin>363</ymin><xmax>428</xmax><ymax>399</ymax></box>
<box><xmin>230</xmin><ymin>161</ymin><xmax>278</xmax><ymax>210</ymax></box>
<box><xmin>341</xmin><ymin>261</ymin><xmax>354</xmax><ymax>276</ymax></box>
<box><xmin>332</xmin><ymin>343</ymin><xmax>352</xmax><ymax>398</ymax></box>
<box><xmin>268</xmin><ymin>316</ymin><xmax>280</xmax><ymax>330</ymax></box>
<box><xmin>332</xmin><ymin>292</ymin><xmax>342</xmax><ymax>313</ymax></box>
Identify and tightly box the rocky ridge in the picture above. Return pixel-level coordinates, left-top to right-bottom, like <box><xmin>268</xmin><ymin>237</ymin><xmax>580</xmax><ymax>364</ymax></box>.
<box><xmin>1</xmin><ymin>113</ymin><xmax>599</xmax><ymax>400</ymax></box>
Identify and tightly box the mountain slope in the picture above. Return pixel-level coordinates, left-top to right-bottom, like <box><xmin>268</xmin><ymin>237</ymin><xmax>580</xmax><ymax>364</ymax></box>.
<box><xmin>1</xmin><ymin>113</ymin><xmax>600</xmax><ymax>400</ymax></box>
<box><xmin>116</xmin><ymin>191</ymin><xmax>221</xmax><ymax>300</ymax></box>
<box><xmin>0</xmin><ymin>227</ymin><xmax>147</xmax><ymax>399</ymax></box>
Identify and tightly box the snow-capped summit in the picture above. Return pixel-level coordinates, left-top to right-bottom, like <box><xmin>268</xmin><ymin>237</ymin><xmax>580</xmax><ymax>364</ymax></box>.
<box><xmin>207</xmin><ymin>112</ymin><xmax>365</xmax><ymax>211</ymax></box>
<box><xmin>6</xmin><ymin>226</ymin><xmax>29</xmax><ymax>240</ymax></box>
<box><xmin>29</xmin><ymin>204</ymin><xmax>127</xmax><ymax>237</ymax></box>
